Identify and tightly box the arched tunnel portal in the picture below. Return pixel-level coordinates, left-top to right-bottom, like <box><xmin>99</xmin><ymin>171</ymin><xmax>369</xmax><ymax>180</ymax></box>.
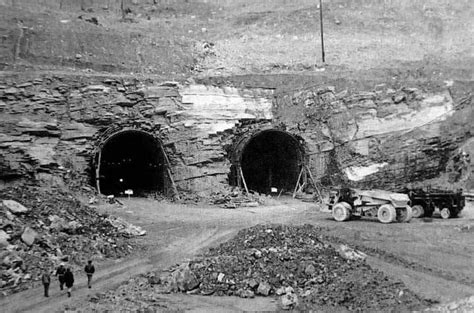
<box><xmin>94</xmin><ymin>130</ymin><xmax>167</xmax><ymax>196</ymax></box>
<box><xmin>231</xmin><ymin>129</ymin><xmax>306</xmax><ymax>194</ymax></box>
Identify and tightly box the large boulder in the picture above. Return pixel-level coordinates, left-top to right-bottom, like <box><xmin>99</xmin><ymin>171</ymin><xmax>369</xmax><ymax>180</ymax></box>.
<box><xmin>2</xmin><ymin>200</ymin><xmax>29</xmax><ymax>214</ymax></box>
<box><xmin>21</xmin><ymin>227</ymin><xmax>38</xmax><ymax>246</ymax></box>
<box><xmin>0</xmin><ymin>230</ymin><xmax>10</xmax><ymax>248</ymax></box>
<box><xmin>48</xmin><ymin>215</ymin><xmax>66</xmax><ymax>231</ymax></box>
<box><xmin>256</xmin><ymin>281</ymin><xmax>271</xmax><ymax>296</ymax></box>
<box><xmin>281</xmin><ymin>292</ymin><xmax>299</xmax><ymax>310</ymax></box>
<box><xmin>336</xmin><ymin>244</ymin><xmax>367</xmax><ymax>261</ymax></box>
<box><xmin>168</xmin><ymin>263</ymin><xmax>200</xmax><ymax>292</ymax></box>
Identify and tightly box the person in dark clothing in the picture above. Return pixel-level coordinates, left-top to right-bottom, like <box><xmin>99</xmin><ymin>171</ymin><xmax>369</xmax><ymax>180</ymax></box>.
<box><xmin>41</xmin><ymin>269</ymin><xmax>51</xmax><ymax>297</ymax></box>
<box><xmin>64</xmin><ymin>268</ymin><xmax>74</xmax><ymax>297</ymax></box>
<box><xmin>84</xmin><ymin>260</ymin><xmax>95</xmax><ymax>288</ymax></box>
<box><xmin>55</xmin><ymin>263</ymin><xmax>66</xmax><ymax>290</ymax></box>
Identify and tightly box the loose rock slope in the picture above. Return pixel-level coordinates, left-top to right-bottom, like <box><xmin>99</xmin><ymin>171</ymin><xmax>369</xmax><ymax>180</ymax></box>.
<box><xmin>0</xmin><ymin>185</ymin><xmax>142</xmax><ymax>296</ymax></box>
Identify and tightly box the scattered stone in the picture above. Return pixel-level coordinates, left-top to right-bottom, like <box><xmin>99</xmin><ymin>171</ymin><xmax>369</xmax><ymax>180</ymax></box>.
<box><xmin>147</xmin><ymin>273</ymin><xmax>161</xmax><ymax>285</ymax></box>
<box><xmin>21</xmin><ymin>227</ymin><xmax>37</xmax><ymax>246</ymax></box>
<box><xmin>2</xmin><ymin>200</ymin><xmax>29</xmax><ymax>214</ymax></box>
<box><xmin>393</xmin><ymin>94</ymin><xmax>406</xmax><ymax>103</ymax></box>
<box><xmin>217</xmin><ymin>272</ymin><xmax>225</xmax><ymax>282</ymax></box>
<box><xmin>281</xmin><ymin>292</ymin><xmax>299</xmax><ymax>310</ymax></box>
<box><xmin>247</xmin><ymin>278</ymin><xmax>259</xmax><ymax>289</ymax></box>
<box><xmin>0</xmin><ymin>185</ymin><xmax>140</xmax><ymax>296</ymax></box>
<box><xmin>336</xmin><ymin>244</ymin><xmax>367</xmax><ymax>261</ymax></box>
<box><xmin>276</xmin><ymin>286</ymin><xmax>294</xmax><ymax>295</ymax></box>
<box><xmin>168</xmin><ymin>263</ymin><xmax>200</xmax><ymax>292</ymax></box>
<box><xmin>0</xmin><ymin>230</ymin><xmax>10</xmax><ymax>248</ymax></box>
<box><xmin>304</xmin><ymin>263</ymin><xmax>316</xmax><ymax>275</ymax></box>
<box><xmin>105</xmin><ymin>216</ymin><xmax>146</xmax><ymax>237</ymax></box>
<box><xmin>256</xmin><ymin>281</ymin><xmax>271</xmax><ymax>296</ymax></box>
<box><xmin>236</xmin><ymin>288</ymin><xmax>255</xmax><ymax>298</ymax></box>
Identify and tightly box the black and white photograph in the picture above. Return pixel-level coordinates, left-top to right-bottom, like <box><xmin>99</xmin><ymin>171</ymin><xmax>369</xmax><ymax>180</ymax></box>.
<box><xmin>0</xmin><ymin>0</ymin><xmax>473</xmax><ymax>311</ymax></box>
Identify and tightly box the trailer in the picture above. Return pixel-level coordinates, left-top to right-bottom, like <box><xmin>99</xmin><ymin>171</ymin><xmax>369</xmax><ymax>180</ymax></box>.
<box><xmin>407</xmin><ymin>188</ymin><xmax>465</xmax><ymax>219</ymax></box>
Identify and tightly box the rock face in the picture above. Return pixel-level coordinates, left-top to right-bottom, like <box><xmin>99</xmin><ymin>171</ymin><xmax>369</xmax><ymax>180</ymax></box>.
<box><xmin>0</xmin><ymin>74</ymin><xmax>471</xmax><ymax>194</ymax></box>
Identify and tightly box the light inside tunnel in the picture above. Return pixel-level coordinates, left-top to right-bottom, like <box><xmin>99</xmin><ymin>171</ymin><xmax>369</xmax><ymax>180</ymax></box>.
<box><xmin>240</xmin><ymin>130</ymin><xmax>303</xmax><ymax>194</ymax></box>
<box><xmin>98</xmin><ymin>131</ymin><xmax>165</xmax><ymax>196</ymax></box>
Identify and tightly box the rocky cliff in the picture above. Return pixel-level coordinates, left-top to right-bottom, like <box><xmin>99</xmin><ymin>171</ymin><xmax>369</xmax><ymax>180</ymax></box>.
<box><xmin>0</xmin><ymin>73</ymin><xmax>472</xmax><ymax>195</ymax></box>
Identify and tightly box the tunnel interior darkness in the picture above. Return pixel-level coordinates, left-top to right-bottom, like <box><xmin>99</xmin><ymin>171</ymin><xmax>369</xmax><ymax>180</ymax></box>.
<box><xmin>98</xmin><ymin>131</ymin><xmax>165</xmax><ymax>196</ymax></box>
<box><xmin>240</xmin><ymin>130</ymin><xmax>303</xmax><ymax>194</ymax></box>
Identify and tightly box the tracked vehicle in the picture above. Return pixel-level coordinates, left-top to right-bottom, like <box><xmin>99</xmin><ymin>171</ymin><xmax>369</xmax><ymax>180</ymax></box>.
<box><xmin>327</xmin><ymin>188</ymin><xmax>412</xmax><ymax>223</ymax></box>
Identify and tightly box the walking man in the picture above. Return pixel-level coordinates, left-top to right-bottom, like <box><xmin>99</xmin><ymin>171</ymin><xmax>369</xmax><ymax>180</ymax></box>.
<box><xmin>64</xmin><ymin>268</ymin><xmax>74</xmax><ymax>297</ymax></box>
<box><xmin>84</xmin><ymin>260</ymin><xmax>95</xmax><ymax>288</ymax></box>
<box><xmin>41</xmin><ymin>269</ymin><xmax>51</xmax><ymax>297</ymax></box>
<box><xmin>55</xmin><ymin>263</ymin><xmax>66</xmax><ymax>290</ymax></box>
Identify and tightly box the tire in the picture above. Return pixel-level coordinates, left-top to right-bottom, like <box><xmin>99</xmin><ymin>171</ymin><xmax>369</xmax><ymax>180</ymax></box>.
<box><xmin>440</xmin><ymin>207</ymin><xmax>451</xmax><ymax>219</ymax></box>
<box><xmin>377</xmin><ymin>204</ymin><xmax>397</xmax><ymax>224</ymax></box>
<box><xmin>411</xmin><ymin>205</ymin><xmax>425</xmax><ymax>218</ymax></box>
<box><xmin>396</xmin><ymin>206</ymin><xmax>412</xmax><ymax>223</ymax></box>
<box><xmin>332</xmin><ymin>202</ymin><xmax>352</xmax><ymax>222</ymax></box>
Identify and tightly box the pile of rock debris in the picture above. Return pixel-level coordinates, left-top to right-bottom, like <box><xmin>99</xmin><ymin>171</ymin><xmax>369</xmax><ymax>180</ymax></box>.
<box><xmin>86</xmin><ymin>224</ymin><xmax>430</xmax><ymax>311</ymax></box>
<box><xmin>0</xmin><ymin>185</ymin><xmax>143</xmax><ymax>296</ymax></box>
<box><xmin>210</xmin><ymin>187</ymin><xmax>267</xmax><ymax>208</ymax></box>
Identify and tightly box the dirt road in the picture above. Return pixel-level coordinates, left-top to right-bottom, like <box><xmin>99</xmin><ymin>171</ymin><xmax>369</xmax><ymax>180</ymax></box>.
<box><xmin>1</xmin><ymin>197</ymin><xmax>473</xmax><ymax>312</ymax></box>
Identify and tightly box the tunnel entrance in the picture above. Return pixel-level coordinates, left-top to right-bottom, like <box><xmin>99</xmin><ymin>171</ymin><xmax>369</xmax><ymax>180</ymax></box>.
<box><xmin>95</xmin><ymin>130</ymin><xmax>167</xmax><ymax>196</ymax></box>
<box><xmin>232</xmin><ymin>129</ymin><xmax>305</xmax><ymax>194</ymax></box>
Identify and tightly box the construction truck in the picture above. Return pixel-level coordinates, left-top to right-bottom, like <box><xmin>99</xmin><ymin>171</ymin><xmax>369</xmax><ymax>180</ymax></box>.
<box><xmin>406</xmin><ymin>188</ymin><xmax>465</xmax><ymax>219</ymax></box>
<box><xmin>327</xmin><ymin>188</ymin><xmax>412</xmax><ymax>223</ymax></box>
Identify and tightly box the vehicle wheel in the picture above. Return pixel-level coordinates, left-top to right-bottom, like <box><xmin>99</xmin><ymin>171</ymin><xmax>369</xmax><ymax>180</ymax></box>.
<box><xmin>377</xmin><ymin>204</ymin><xmax>397</xmax><ymax>223</ymax></box>
<box><xmin>411</xmin><ymin>205</ymin><xmax>425</xmax><ymax>218</ymax></box>
<box><xmin>396</xmin><ymin>206</ymin><xmax>412</xmax><ymax>223</ymax></box>
<box><xmin>332</xmin><ymin>202</ymin><xmax>351</xmax><ymax>222</ymax></box>
<box><xmin>440</xmin><ymin>207</ymin><xmax>451</xmax><ymax>219</ymax></box>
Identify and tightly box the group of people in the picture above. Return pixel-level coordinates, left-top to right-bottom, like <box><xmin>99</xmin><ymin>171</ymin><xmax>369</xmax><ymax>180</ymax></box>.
<box><xmin>41</xmin><ymin>260</ymin><xmax>96</xmax><ymax>298</ymax></box>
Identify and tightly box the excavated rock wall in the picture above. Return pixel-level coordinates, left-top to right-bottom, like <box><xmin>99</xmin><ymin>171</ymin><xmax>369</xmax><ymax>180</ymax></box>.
<box><xmin>275</xmin><ymin>85</ymin><xmax>472</xmax><ymax>190</ymax></box>
<box><xmin>0</xmin><ymin>73</ymin><xmax>470</xmax><ymax>194</ymax></box>
<box><xmin>0</xmin><ymin>74</ymin><xmax>273</xmax><ymax>194</ymax></box>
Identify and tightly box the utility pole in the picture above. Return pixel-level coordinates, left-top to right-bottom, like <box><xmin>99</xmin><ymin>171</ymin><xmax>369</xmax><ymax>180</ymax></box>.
<box><xmin>319</xmin><ymin>0</ymin><xmax>325</xmax><ymax>63</ymax></box>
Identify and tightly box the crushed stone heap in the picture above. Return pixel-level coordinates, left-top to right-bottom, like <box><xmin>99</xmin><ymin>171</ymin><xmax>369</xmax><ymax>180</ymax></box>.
<box><xmin>182</xmin><ymin>224</ymin><xmax>428</xmax><ymax>311</ymax></box>
<box><xmin>88</xmin><ymin>224</ymin><xmax>430</xmax><ymax>311</ymax></box>
<box><xmin>0</xmin><ymin>185</ymin><xmax>141</xmax><ymax>296</ymax></box>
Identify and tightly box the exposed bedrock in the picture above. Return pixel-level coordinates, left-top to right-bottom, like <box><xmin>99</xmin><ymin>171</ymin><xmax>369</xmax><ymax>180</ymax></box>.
<box><xmin>0</xmin><ymin>74</ymin><xmax>472</xmax><ymax>195</ymax></box>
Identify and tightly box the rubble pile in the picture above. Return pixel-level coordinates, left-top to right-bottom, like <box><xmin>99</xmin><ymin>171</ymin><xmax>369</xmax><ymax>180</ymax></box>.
<box><xmin>210</xmin><ymin>188</ymin><xmax>265</xmax><ymax>208</ymax></box>
<box><xmin>0</xmin><ymin>185</ymin><xmax>140</xmax><ymax>295</ymax></box>
<box><xmin>178</xmin><ymin>224</ymin><xmax>427</xmax><ymax>311</ymax></box>
<box><xmin>86</xmin><ymin>224</ymin><xmax>428</xmax><ymax>311</ymax></box>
